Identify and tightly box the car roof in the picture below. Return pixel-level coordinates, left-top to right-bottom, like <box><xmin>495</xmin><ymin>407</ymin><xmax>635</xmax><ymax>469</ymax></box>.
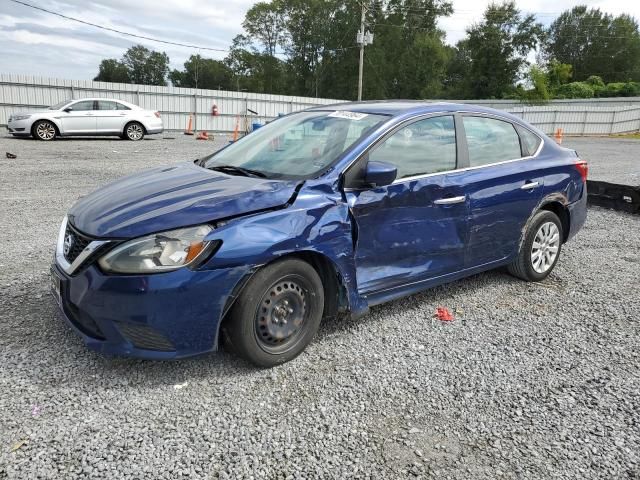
<box><xmin>308</xmin><ymin>100</ymin><xmax>523</xmax><ymax>122</ymax></box>
<box><xmin>69</xmin><ymin>98</ymin><xmax>138</xmax><ymax>107</ymax></box>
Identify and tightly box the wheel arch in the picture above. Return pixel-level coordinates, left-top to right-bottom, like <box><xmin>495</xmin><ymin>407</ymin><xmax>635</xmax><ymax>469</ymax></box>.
<box><xmin>123</xmin><ymin>120</ymin><xmax>147</xmax><ymax>135</ymax></box>
<box><xmin>31</xmin><ymin>117</ymin><xmax>61</xmax><ymax>137</ymax></box>
<box><xmin>216</xmin><ymin>250</ymin><xmax>350</xmax><ymax>348</ymax></box>
<box><xmin>539</xmin><ymin>200</ymin><xmax>570</xmax><ymax>243</ymax></box>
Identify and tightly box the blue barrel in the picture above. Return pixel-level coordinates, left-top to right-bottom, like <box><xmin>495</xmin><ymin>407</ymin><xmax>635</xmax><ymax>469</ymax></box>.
<box><xmin>252</xmin><ymin>122</ymin><xmax>263</xmax><ymax>131</ymax></box>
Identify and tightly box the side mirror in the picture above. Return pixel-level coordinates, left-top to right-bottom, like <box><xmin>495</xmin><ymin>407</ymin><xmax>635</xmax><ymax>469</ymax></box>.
<box><xmin>365</xmin><ymin>161</ymin><xmax>397</xmax><ymax>188</ymax></box>
<box><xmin>63</xmin><ymin>107</ymin><xmax>73</xmax><ymax>113</ymax></box>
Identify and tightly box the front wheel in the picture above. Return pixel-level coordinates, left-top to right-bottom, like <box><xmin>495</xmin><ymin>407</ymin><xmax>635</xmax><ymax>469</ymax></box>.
<box><xmin>508</xmin><ymin>210</ymin><xmax>563</xmax><ymax>281</ymax></box>
<box><xmin>124</xmin><ymin>122</ymin><xmax>145</xmax><ymax>141</ymax></box>
<box><xmin>33</xmin><ymin>120</ymin><xmax>57</xmax><ymax>141</ymax></box>
<box><xmin>223</xmin><ymin>258</ymin><xmax>324</xmax><ymax>367</ymax></box>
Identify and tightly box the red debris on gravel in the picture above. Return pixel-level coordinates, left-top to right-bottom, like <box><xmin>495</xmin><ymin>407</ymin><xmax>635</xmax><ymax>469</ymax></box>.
<box><xmin>435</xmin><ymin>307</ymin><xmax>454</xmax><ymax>322</ymax></box>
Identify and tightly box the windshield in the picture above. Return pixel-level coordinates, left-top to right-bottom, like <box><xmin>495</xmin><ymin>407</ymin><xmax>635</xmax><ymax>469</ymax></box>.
<box><xmin>202</xmin><ymin>110</ymin><xmax>388</xmax><ymax>180</ymax></box>
<box><xmin>49</xmin><ymin>100</ymin><xmax>72</xmax><ymax>110</ymax></box>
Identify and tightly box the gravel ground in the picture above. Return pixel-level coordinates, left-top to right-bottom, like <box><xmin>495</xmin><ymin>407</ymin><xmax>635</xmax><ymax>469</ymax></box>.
<box><xmin>0</xmin><ymin>134</ymin><xmax>639</xmax><ymax>479</ymax></box>
<box><xmin>564</xmin><ymin>137</ymin><xmax>640</xmax><ymax>186</ymax></box>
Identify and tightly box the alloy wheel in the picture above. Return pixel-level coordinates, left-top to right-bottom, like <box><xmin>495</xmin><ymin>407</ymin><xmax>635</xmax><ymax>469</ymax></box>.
<box><xmin>126</xmin><ymin>123</ymin><xmax>143</xmax><ymax>140</ymax></box>
<box><xmin>36</xmin><ymin>122</ymin><xmax>55</xmax><ymax>140</ymax></box>
<box><xmin>531</xmin><ymin>221</ymin><xmax>560</xmax><ymax>274</ymax></box>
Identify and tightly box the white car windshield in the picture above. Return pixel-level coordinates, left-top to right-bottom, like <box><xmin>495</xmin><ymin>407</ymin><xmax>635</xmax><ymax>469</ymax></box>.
<box><xmin>202</xmin><ymin>111</ymin><xmax>388</xmax><ymax>180</ymax></box>
<box><xmin>49</xmin><ymin>100</ymin><xmax>72</xmax><ymax>110</ymax></box>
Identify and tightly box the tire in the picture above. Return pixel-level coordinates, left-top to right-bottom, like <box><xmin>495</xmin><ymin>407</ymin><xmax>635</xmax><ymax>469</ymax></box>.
<box><xmin>223</xmin><ymin>258</ymin><xmax>324</xmax><ymax>367</ymax></box>
<box><xmin>33</xmin><ymin>120</ymin><xmax>57</xmax><ymax>141</ymax></box>
<box><xmin>124</xmin><ymin>122</ymin><xmax>145</xmax><ymax>141</ymax></box>
<box><xmin>508</xmin><ymin>210</ymin><xmax>563</xmax><ymax>282</ymax></box>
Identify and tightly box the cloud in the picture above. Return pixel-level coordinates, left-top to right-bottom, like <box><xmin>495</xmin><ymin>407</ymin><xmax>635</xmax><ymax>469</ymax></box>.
<box><xmin>1</xmin><ymin>0</ymin><xmax>639</xmax><ymax>79</ymax></box>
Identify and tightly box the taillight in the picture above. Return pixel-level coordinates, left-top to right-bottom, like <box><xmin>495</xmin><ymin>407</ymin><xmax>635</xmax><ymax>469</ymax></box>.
<box><xmin>154</xmin><ymin>111</ymin><xmax>161</xmax><ymax>118</ymax></box>
<box><xmin>574</xmin><ymin>160</ymin><xmax>588</xmax><ymax>182</ymax></box>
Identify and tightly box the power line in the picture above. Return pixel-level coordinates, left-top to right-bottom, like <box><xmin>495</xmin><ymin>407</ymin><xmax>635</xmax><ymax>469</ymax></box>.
<box><xmin>8</xmin><ymin>0</ymin><xmax>232</xmax><ymax>52</ymax></box>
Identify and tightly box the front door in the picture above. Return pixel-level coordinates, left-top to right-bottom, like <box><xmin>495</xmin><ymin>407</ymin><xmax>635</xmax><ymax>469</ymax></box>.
<box><xmin>459</xmin><ymin>115</ymin><xmax>545</xmax><ymax>267</ymax></box>
<box><xmin>344</xmin><ymin>115</ymin><xmax>468</xmax><ymax>294</ymax></box>
<box><xmin>60</xmin><ymin>100</ymin><xmax>97</xmax><ymax>134</ymax></box>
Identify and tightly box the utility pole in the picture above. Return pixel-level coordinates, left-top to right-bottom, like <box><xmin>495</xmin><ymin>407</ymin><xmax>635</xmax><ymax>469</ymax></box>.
<box><xmin>356</xmin><ymin>2</ymin><xmax>373</xmax><ymax>101</ymax></box>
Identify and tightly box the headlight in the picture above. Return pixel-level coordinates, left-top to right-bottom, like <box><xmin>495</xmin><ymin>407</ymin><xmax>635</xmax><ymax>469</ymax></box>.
<box><xmin>98</xmin><ymin>225</ymin><xmax>217</xmax><ymax>274</ymax></box>
<box><xmin>11</xmin><ymin>115</ymin><xmax>31</xmax><ymax>121</ymax></box>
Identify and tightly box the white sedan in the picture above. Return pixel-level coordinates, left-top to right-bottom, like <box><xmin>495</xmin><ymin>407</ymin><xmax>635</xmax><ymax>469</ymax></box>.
<box><xmin>7</xmin><ymin>98</ymin><xmax>163</xmax><ymax>141</ymax></box>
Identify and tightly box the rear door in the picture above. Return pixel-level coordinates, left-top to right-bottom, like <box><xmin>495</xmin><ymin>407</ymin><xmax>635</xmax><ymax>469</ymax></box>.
<box><xmin>59</xmin><ymin>100</ymin><xmax>97</xmax><ymax>134</ymax></box>
<box><xmin>460</xmin><ymin>115</ymin><xmax>545</xmax><ymax>267</ymax></box>
<box><xmin>96</xmin><ymin>100</ymin><xmax>130</xmax><ymax>133</ymax></box>
<box><xmin>345</xmin><ymin>115</ymin><xmax>468</xmax><ymax>294</ymax></box>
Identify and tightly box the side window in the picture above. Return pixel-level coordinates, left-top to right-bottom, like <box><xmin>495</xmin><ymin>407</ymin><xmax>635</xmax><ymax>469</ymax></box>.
<box><xmin>70</xmin><ymin>100</ymin><xmax>95</xmax><ymax>111</ymax></box>
<box><xmin>369</xmin><ymin>115</ymin><xmax>456</xmax><ymax>180</ymax></box>
<box><xmin>463</xmin><ymin>116</ymin><xmax>522</xmax><ymax>167</ymax></box>
<box><xmin>116</xmin><ymin>102</ymin><xmax>131</xmax><ymax>110</ymax></box>
<box><xmin>97</xmin><ymin>101</ymin><xmax>118</xmax><ymax>110</ymax></box>
<box><xmin>516</xmin><ymin>125</ymin><xmax>542</xmax><ymax>156</ymax></box>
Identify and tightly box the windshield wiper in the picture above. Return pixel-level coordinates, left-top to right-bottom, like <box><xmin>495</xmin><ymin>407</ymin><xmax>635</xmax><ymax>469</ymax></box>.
<box><xmin>207</xmin><ymin>165</ymin><xmax>268</xmax><ymax>178</ymax></box>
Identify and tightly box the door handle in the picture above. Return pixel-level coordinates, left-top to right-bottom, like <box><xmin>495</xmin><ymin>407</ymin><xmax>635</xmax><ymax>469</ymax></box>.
<box><xmin>520</xmin><ymin>181</ymin><xmax>540</xmax><ymax>190</ymax></box>
<box><xmin>434</xmin><ymin>196</ymin><xmax>466</xmax><ymax>205</ymax></box>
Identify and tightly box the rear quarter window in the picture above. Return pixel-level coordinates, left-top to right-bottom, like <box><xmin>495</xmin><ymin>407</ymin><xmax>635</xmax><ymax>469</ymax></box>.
<box><xmin>516</xmin><ymin>125</ymin><xmax>542</xmax><ymax>156</ymax></box>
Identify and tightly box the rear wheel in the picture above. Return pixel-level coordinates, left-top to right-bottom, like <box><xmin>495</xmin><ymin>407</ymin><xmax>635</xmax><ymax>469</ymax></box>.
<box><xmin>124</xmin><ymin>122</ymin><xmax>145</xmax><ymax>141</ymax></box>
<box><xmin>33</xmin><ymin>120</ymin><xmax>57</xmax><ymax>141</ymax></box>
<box><xmin>508</xmin><ymin>210</ymin><xmax>563</xmax><ymax>281</ymax></box>
<box><xmin>223</xmin><ymin>258</ymin><xmax>324</xmax><ymax>367</ymax></box>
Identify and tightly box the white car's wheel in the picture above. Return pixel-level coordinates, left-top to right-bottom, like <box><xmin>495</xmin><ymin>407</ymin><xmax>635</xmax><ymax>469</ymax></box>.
<box><xmin>124</xmin><ymin>122</ymin><xmax>145</xmax><ymax>141</ymax></box>
<box><xmin>33</xmin><ymin>120</ymin><xmax>57</xmax><ymax>141</ymax></box>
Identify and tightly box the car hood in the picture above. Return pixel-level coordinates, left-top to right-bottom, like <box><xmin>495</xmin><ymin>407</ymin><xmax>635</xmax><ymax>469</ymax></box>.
<box><xmin>68</xmin><ymin>162</ymin><xmax>301</xmax><ymax>238</ymax></box>
<box><xmin>10</xmin><ymin>109</ymin><xmax>54</xmax><ymax>117</ymax></box>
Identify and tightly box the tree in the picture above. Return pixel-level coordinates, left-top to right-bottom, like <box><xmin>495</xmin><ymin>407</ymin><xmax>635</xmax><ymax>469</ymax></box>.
<box><xmin>121</xmin><ymin>45</ymin><xmax>170</xmax><ymax>86</ymax></box>
<box><xmin>94</xmin><ymin>59</ymin><xmax>130</xmax><ymax>83</ymax></box>
<box><xmin>169</xmin><ymin>55</ymin><xmax>234</xmax><ymax>90</ymax></box>
<box><xmin>544</xmin><ymin>6</ymin><xmax>640</xmax><ymax>82</ymax></box>
<box><xmin>453</xmin><ymin>2</ymin><xmax>544</xmax><ymax>99</ymax></box>
<box><xmin>243</xmin><ymin>2</ymin><xmax>286</xmax><ymax>56</ymax></box>
<box><xmin>225</xmin><ymin>34</ymin><xmax>291</xmax><ymax>94</ymax></box>
<box><xmin>93</xmin><ymin>45</ymin><xmax>170</xmax><ymax>86</ymax></box>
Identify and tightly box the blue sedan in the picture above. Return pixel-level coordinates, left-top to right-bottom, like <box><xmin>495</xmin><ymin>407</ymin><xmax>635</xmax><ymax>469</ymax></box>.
<box><xmin>51</xmin><ymin>102</ymin><xmax>588</xmax><ymax>366</ymax></box>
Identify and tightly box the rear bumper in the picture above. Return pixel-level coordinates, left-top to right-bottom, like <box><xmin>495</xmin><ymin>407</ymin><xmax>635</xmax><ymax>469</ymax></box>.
<box><xmin>51</xmin><ymin>262</ymin><xmax>250</xmax><ymax>359</ymax></box>
<box><xmin>144</xmin><ymin>117</ymin><xmax>164</xmax><ymax>135</ymax></box>
<box><xmin>567</xmin><ymin>183</ymin><xmax>588</xmax><ymax>242</ymax></box>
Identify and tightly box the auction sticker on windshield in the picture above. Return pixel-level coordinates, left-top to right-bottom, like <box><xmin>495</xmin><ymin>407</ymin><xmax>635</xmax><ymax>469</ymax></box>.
<box><xmin>328</xmin><ymin>111</ymin><xmax>369</xmax><ymax>120</ymax></box>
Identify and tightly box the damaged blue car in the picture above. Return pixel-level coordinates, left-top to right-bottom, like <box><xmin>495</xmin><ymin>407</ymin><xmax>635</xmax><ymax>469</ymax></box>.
<box><xmin>51</xmin><ymin>102</ymin><xmax>588</xmax><ymax>366</ymax></box>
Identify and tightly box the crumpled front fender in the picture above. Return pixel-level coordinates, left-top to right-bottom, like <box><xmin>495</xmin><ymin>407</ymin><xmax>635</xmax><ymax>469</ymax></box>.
<box><xmin>201</xmin><ymin>183</ymin><xmax>367</xmax><ymax>317</ymax></box>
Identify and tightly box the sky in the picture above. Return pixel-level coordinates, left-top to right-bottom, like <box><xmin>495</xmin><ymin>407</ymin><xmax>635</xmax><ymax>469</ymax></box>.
<box><xmin>1</xmin><ymin>0</ymin><xmax>639</xmax><ymax>81</ymax></box>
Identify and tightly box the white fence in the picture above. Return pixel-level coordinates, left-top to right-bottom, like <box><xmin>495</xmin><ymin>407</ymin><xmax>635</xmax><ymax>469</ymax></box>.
<box><xmin>0</xmin><ymin>74</ymin><xmax>341</xmax><ymax>133</ymax></box>
<box><xmin>2</xmin><ymin>74</ymin><xmax>640</xmax><ymax>135</ymax></box>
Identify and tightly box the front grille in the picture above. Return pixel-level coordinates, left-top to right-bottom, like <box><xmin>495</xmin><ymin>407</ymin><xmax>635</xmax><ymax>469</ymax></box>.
<box><xmin>117</xmin><ymin>323</ymin><xmax>175</xmax><ymax>352</ymax></box>
<box><xmin>63</xmin><ymin>223</ymin><xmax>92</xmax><ymax>264</ymax></box>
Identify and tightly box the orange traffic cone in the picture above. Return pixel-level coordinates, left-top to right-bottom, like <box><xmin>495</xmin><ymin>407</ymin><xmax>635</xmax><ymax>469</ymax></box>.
<box><xmin>232</xmin><ymin>116</ymin><xmax>240</xmax><ymax>142</ymax></box>
<box><xmin>196</xmin><ymin>131</ymin><xmax>209</xmax><ymax>140</ymax></box>
<box><xmin>184</xmin><ymin>114</ymin><xmax>194</xmax><ymax>135</ymax></box>
<box><xmin>554</xmin><ymin>128</ymin><xmax>563</xmax><ymax>144</ymax></box>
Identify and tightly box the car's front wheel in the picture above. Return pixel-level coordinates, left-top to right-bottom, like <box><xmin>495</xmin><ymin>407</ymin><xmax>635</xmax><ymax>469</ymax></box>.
<box><xmin>508</xmin><ymin>210</ymin><xmax>563</xmax><ymax>281</ymax></box>
<box><xmin>124</xmin><ymin>122</ymin><xmax>145</xmax><ymax>141</ymax></box>
<box><xmin>223</xmin><ymin>258</ymin><xmax>324</xmax><ymax>367</ymax></box>
<box><xmin>33</xmin><ymin>120</ymin><xmax>57</xmax><ymax>141</ymax></box>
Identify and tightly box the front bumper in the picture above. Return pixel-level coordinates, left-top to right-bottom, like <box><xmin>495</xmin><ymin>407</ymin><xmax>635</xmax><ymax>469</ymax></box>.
<box><xmin>7</xmin><ymin>119</ymin><xmax>31</xmax><ymax>135</ymax></box>
<box><xmin>51</xmin><ymin>262</ymin><xmax>250</xmax><ymax>359</ymax></box>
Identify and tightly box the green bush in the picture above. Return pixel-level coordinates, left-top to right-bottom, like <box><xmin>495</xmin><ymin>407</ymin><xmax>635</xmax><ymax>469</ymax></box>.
<box><xmin>556</xmin><ymin>82</ymin><xmax>595</xmax><ymax>99</ymax></box>
<box><xmin>585</xmin><ymin>75</ymin><xmax>605</xmax><ymax>88</ymax></box>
